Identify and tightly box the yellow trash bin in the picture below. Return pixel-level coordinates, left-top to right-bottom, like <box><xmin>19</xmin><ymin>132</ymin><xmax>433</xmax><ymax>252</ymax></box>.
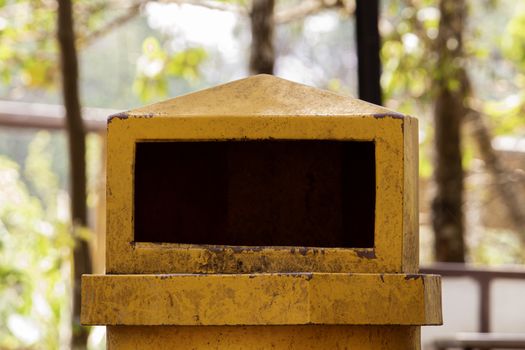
<box><xmin>81</xmin><ymin>74</ymin><xmax>442</xmax><ymax>349</ymax></box>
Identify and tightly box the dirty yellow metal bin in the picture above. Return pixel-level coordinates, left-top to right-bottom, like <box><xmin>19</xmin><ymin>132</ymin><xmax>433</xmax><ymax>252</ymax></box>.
<box><xmin>81</xmin><ymin>75</ymin><xmax>442</xmax><ymax>349</ymax></box>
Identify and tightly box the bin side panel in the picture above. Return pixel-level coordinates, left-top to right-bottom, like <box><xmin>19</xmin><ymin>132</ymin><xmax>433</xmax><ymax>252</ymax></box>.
<box><xmin>403</xmin><ymin>116</ymin><xmax>419</xmax><ymax>273</ymax></box>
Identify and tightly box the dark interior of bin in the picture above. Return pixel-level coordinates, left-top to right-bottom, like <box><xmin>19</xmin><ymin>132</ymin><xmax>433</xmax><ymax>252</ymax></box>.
<box><xmin>134</xmin><ymin>140</ymin><xmax>375</xmax><ymax>248</ymax></box>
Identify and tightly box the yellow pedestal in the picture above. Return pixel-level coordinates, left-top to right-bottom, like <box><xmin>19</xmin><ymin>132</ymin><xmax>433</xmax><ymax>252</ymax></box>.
<box><xmin>82</xmin><ymin>273</ymin><xmax>441</xmax><ymax>349</ymax></box>
<box><xmin>81</xmin><ymin>75</ymin><xmax>442</xmax><ymax>349</ymax></box>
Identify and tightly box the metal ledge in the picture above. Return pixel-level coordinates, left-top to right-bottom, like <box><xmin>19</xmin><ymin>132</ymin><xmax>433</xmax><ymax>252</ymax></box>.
<box><xmin>81</xmin><ymin>273</ymin><xmax>441</xmax><ymax>326</ymax></box>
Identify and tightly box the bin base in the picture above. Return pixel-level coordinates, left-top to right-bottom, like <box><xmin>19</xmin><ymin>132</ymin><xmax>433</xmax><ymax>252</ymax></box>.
<box><xmin>108</xmin><ymin>325</ymin><xmax>420</xmax><ymax>349</ymax></box>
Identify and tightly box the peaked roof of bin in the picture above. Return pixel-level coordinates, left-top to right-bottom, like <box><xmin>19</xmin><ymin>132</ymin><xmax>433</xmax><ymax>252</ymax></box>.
<box><xmin>113</xmin><ymin>74</ymin><xmax>404</xmax><ymax>119</ymax></box>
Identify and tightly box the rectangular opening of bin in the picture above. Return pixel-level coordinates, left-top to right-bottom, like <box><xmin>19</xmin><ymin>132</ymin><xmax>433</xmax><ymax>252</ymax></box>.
<box><xmin>134</xmin><ymin>140</ymin><xmax>375</xmax><ymax>248</ymax></box>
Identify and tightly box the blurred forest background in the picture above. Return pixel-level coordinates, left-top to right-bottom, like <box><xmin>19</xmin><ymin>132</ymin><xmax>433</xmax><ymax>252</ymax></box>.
<box><xmin>0</xmin><ymin>0</ymin><xmax>524</xmax><ymax>349</ymax></box>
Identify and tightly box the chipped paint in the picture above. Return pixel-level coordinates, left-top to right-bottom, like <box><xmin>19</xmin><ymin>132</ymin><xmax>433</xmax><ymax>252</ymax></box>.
<box><xmin>108</xmin><ymin>111</ymin><xmax>157</xmax><ymax>124</ymax></box>
<box><xmin>355</xmin><ymin>249</ymin><xmax>377</xmax><ymax>259</ymax></box>
<box><xmin>107</xmin><ymin>111</ymin><xmax>129</xmax><ymax>122</ymax></box>
<box><xmin>404</xmin><ymin>274</ymin><xmax>422</xmax><ymax>280</ymax></box>
<box><xmin>372</xmin><ymin>113</ymin><xmax>404</xmax><ymax>120</ymax></box>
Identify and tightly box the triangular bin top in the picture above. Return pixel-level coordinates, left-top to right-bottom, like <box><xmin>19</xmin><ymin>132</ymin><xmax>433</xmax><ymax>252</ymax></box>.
<box><xmin>113</xmin><ymin>74</ymin><xmax>403</xmax><ymax>119</ymax></box>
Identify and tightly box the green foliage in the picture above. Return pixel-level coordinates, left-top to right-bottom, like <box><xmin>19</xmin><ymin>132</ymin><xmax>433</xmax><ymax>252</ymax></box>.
<box><xmin>493</xmin><ymin>4</ymin><xmax>525</xmax><ymax>136</ymax></box>
<box><xmin>24</xmin><ymin>132</ymin><xmax>59</xmax><ymax>218</ymax></box>
<box><xmin>133</xmin><ymin>36</ymin><xmax>208</xmax><ymax>102</ymax></box>
<box><xmin>0</xmin><ymin>0</ymin><xmax>108</xmax><ymax>91</ymax></box>
<box><xmin>470</xmin><ymin>228</ymin><xmax>524</xmax><ymax>265</ymax></box>
<box><xmin>381</xmin><ymin>1</ymin><xmax>441</xmax><ymax>178</ymax></box>
<box><xmin>0</xmin><ymin>132</ymin><xmax>74</xmax><ymax>349</ymax></box>
<box><xmin>0</xmin><ymin>1</ymin><xmax>208</xmax><ymax>103</ymax></box>
<box><xmin>381</xmin><ymin>0</ymin><xmax>440</xmax><ymax>108</ymax></box>
<box><xmin>482</xmin><ymin>95</ymin><xmax>525</xmax><ymax>135</ymax></box>
<box><xmin>382</xmin><ymin>0</ymin><xmax>525</xmax><ymax>264</ymax></box>
<box><xmin>502</xmin><ymin>5</ymin><xmax>525</xmax><ymax>71</ymax></box>
<box><xmin>382</xmin><ymin>0</ymin><xmax>525</xmax><ymax>180</ymax></box>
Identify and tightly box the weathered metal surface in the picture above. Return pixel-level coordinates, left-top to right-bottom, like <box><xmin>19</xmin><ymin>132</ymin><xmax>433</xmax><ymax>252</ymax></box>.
<box><xmin>107</xmin><ymin>325</ymin><xmax>421</xmax><ymax>350</ymax></box>
<box><xmin>81</xmin><ymin>273</ymin><xmax>441</xmax><ymax>326</ymax></box>
<box><xmin>105</xmin><ymin>74</ymin><xmax>419</xmax><ymax>275</ymax></box>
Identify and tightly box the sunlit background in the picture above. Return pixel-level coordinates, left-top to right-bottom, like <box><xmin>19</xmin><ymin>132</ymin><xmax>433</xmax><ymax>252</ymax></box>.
<box><xmin>0</xmin><ymin>0</ymin><xmax>524</xmax><ymax>349</ymax></box>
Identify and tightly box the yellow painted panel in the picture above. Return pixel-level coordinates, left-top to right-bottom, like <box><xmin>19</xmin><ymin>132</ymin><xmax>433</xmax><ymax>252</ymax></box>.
<box><xmin>106</xmin><ymin>115</ymin><xmax>412</xmax><ymax>274</ymax></box>
<box><xmin>107</xmin><ymin>325</ymin><xmax>421</xmax><ymax>350</ymax></box>
<box><xmin>308</xmin><ymin>273</ymin><xmax>441</xmax><ymax>325</ymax></box>
<box><xmin>81</xmin><ymin>273</ymin><xmax>441</xmax><ymax>326</ymax></box>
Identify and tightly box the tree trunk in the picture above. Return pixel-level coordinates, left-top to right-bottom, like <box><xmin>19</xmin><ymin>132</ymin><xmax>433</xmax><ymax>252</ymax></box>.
<box><xmin>466</xmin><ymin>108</ymin><xmax>525</xmax><ymax>240</ymax></box>
<box><xmin>355</xmin><ymin>0</ymin><xmax>382</xmax><ymax>105</ymax></box>
<box><xmin>57</xmin><ymin>0</ymin><xmax>92</xmax><ymax>348</ymax></box>
<box><xmin>250</xmin><ymin>0</ymin><xmax>275</xmax><ymax>75</ymax></box>
<box><xmin>432</xmin><ymin>0</ymin><xmax>467</xmax><ymax>262</ymax></box>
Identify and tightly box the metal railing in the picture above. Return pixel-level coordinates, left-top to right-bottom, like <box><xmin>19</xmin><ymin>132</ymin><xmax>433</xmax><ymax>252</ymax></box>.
<box><xmin>0</xmin><ymin>100</ymin><xmax>117</xmax><ymax>132</ymax></box>
<box><xmin>421</xmin><ymin>262</ymin><xmax>525</xmax><ymax>333</ymax></box>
